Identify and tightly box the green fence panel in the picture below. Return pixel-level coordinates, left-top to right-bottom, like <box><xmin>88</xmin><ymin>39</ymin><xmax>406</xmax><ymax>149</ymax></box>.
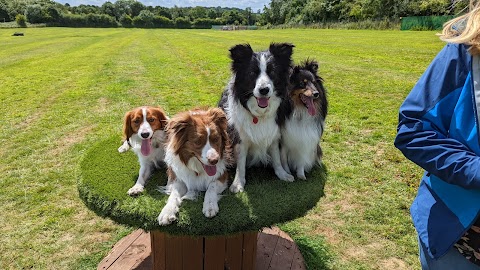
<box><xmin>401</xmin><ymin>15</ymin><xmax>455</xmax><ymax>30</ymax></box>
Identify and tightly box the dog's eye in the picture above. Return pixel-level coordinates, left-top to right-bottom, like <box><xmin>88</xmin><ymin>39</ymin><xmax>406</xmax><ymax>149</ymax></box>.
<box><xmin>210</xmin><ymin>136</ymin><xmax>219</xmax><ymax>143</ymax></box>
<box><xmin>299</xmin><ymin>81</ymin><xmax>305</xmax><ymax>88</ymax></box>
<box><xmin>133</xmin><ymin>119</ymin><xmax>140</xmax><ymax>124</ymax></box>
<box><xmin>147</xmin><ymin>118</ymin><xmax>155</xmax><ymax>123</ymax></box>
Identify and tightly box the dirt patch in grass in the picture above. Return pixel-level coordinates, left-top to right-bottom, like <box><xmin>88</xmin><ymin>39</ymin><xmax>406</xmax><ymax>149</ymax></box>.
<box><xmin>379</xmin><ymin>257</ymin><xmax>410</xmax><ymax>270</ymax></box>
<box><xmin>49</xmin><ymin>125</ymin><xmax>94</xmax><ymax>158</ymax></box>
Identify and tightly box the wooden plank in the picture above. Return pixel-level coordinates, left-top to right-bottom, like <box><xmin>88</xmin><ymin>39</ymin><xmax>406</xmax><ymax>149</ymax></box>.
<box><xmin>255</xmin><ymin>231</ymin><xmax>279</xmax><ymax>270</ymax></box>
<box><xmin>165</xmin><ymin>234</ymin><xmax>183</xmax><ymax>270</ymax></box>
<box><xmin>98</xmin><ymin>229</ymin><xmax>144</xmax><ymax>270</ymax></box>
<box><xmin>108</xmin><ymin>231</ymin><xmax>151</xmax><ymax>270</ymax></box>
<box><xmin>151</xmin><ymin>231</ymin><xmax>166</xmax><ymax>270</ymax></box>
<box><xmin>225</xmin><ymin>233</ymin><xmax>243</xmax><ymax>270</ymax></box>
<box><xmin>242</xmin><ymin>232</ymin><xmax>258</xmax><ymax>270</ymax></box>
<box><xmin>204</xmin><ymin>236</ymin><xmax>226</xmax><ymax>270</ymax></box>
<box><xmin>182</xmin><ymin>235</ymin><xmax>203</xmax><ymax>270</ymax></box>
<box><xmin>267</xmin><ymin>233</ymin><xmax>295</xmax><ymax>270</ymax></box>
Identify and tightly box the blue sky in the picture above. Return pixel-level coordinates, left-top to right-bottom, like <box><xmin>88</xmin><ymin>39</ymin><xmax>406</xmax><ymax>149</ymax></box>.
<box><xmin>55</xmin><ymin>0</ymin><xmax>270</xmax><ymax>12</ymax></box>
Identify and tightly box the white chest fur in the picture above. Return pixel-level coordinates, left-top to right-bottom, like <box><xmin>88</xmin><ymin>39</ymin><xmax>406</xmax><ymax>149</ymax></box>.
<box><xmin>227</xmin><ymin>96</ymin><xmax>281</xmax><ymax>166</ymax></box>
<box><xmin>129</xmin><ymin>130</ymin><xmax>166</xmax><ymax>166</ymax></box>
<box><xmin>281</xmin><ymin>109</ymin><xmax>323</xmax><ymax>170</ymax></box>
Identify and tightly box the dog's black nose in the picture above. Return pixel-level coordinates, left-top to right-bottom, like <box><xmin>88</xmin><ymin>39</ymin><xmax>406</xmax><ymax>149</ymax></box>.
<box><xmin>141</xmin><ymin>132</ymin><xmax>150</xmax><ymax>139</ymax></box>
<box><xmin>259</xmin><ymin>87</ymin><xmax>269</xmax><ymax>96</ymax></box>
<box><xmin>313</xmin><ymin>92</ymin><xmax>320</xmax><ymax>98</ymax></box>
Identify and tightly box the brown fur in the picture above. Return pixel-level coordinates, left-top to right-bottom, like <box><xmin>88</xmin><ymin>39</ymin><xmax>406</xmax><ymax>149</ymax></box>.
<box><xmin>122</xmin><ymin>106</ymin><xmax>168</xmax><ymax>141</ymax></box>
<box><xmin>290</xmin><ymin>87</ymin><xmax>322</xmax><ymax>114</ymax></box>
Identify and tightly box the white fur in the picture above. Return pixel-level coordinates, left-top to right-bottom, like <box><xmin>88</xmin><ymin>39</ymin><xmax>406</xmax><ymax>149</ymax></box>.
<box><xmin>226</xmin><ymin>89</ymin><xmax>294</xmax><ymax>193</ymax></box>
<box><xmin>281</xmin><ymin>108</ymin><xmax>324</xmax><ymax>180</ymax></box>
<box><xmin>157</xmin><ymin>140</ymin><xmax>228</xmax><ymax>225</ymax></box>
<box><xmin>253</xmin><ymin>54</ymin><xmax>274</xmax><ymax>97</ymax></box>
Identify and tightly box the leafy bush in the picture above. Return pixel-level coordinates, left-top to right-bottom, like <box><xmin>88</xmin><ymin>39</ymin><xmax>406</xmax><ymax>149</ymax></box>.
<box><xmin>55</xmin><ymin>13</ymin><xmax>117</xmax><ymax>28</ymax></box>
<box><xmin>86</xmin><ymin>13</ymin><xmax>117</xmax><ymax>27</ymax></box>
<box><xmin>15</xmin><ymin>14</ymin><xmax>26</xmax><ymax>27</ymax></box>
<box><xmin>152</xmin><ymin>15</ymin><xmax>173</xmax><ymax>28</ymax></box>
<box><xmin>192</xmin><ymin>18</ymin><xmax>217</xmax><ymax>29</ymax></box>
<box><xmin>132</xmin><ymin>9</ymin><xmax>154</xmax><ymax>28</ymax></box>
<box><xmin>119</xmin><ymin>14</ymin><xmax>133</xmax><ymax>27</ymax></box>
<box><xmin>174</xmin><ymin>17</ymin><xmax>191</xmax><ymax>29</ymax></box>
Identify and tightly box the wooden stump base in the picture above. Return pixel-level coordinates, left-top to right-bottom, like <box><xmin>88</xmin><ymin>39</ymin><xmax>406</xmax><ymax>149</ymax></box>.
<box><xmin>98</xmin><ymin>227</ymin><xmax>305</xmax><ymax>270</ymax></box>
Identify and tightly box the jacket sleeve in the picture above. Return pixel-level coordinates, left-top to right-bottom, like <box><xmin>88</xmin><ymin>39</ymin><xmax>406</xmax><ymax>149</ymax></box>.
<box><xmin>394</xmin><ymin>43</ymin><xmax>480</xmax><ymax>189</ymax></box>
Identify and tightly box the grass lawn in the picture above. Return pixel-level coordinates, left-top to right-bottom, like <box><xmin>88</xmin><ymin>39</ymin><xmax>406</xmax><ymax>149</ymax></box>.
<box><xmin>0</xmin><ymin>27</ymin><xmax>443</xmax><ymax>269</ymax></box>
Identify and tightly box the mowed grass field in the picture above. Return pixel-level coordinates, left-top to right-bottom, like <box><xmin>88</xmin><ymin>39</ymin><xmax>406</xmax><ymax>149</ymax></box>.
<box><xmin>0</xmin><ymin>28</ymin><xmax>444</xmax><ymax>269</ymax></box>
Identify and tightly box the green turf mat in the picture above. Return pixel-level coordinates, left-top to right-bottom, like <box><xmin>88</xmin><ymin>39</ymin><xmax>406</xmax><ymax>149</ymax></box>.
<box><xmin>78</xmin><ymin>135</ymin><xmax>326</xmax><ymax>236</ymax></box>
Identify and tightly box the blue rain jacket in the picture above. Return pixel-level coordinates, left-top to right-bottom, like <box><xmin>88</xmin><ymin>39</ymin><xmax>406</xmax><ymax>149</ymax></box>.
<box><xmin>395</xmin><ymin>43</ymin><xmax>480</xmax><ymax>259</ymax></box>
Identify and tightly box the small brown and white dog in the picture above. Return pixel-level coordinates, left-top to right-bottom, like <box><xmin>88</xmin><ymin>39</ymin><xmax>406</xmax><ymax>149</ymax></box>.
<box><xmin>118</xmin><ymin>106</ymin><xmax>168</xmax><ymax>196</ymax></box>
<box><xmin>157</xmin><ymin>108</ymin><xmax>232</xmax><ymax>225</ymax></box>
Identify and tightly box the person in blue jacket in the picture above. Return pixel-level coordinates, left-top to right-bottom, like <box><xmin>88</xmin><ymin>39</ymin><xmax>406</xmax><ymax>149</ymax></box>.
<box><xmin>395</xmin><ymin>3</ymin><xmax>480</xmax><ymax>269</ymax></box>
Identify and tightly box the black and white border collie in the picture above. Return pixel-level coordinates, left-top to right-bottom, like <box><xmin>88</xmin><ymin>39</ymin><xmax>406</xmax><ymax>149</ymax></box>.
<box><xmin>281</xmin><ymin>59</ymin><xmax>328</xmax><ymax>179</ymax></box>
<box><xmin>218</xmin><ymin>43</ymin><xmax>295</xmax><ymax>193</ymax></box>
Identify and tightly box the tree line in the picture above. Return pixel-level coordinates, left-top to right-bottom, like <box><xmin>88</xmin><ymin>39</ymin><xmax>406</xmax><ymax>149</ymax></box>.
<box><xmin>0</xmin><ymin>0</ymin><xmax>259</xmax><ymax>28</ymax></box>
<box><xmin>0</xmin><ymin>0</ymin><xmax>473</xmax><ymax>28</ymax></box>
<box><xmin>261</xmin><ymin>0</ymin><xmax>472</xmax><ymax>26</ymax></box>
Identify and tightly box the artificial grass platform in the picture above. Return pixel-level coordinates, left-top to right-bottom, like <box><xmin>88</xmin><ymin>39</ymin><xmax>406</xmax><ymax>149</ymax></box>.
<box><xmin>78</xmin><ymin>136</ymin><xmax>327</xmax><ymax>236</ymax></box>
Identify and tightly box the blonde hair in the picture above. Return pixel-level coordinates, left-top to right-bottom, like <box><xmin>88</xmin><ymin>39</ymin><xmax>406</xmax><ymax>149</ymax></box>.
<box><xmin>440</xmin><ymin>1</ymin><xmax>480</xmax><ymax>55</ymax></box>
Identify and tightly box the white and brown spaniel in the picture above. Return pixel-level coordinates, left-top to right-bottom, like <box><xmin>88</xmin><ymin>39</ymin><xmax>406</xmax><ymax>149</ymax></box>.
<box><xmin>118</xmin><ymin>106</ymin><xmax>168</xmax><ymax>196</ymax></box>
<box><xmin>158</xmin><ymin>108</ymin><xmax>232</xmax><ymax>225</ymax></box>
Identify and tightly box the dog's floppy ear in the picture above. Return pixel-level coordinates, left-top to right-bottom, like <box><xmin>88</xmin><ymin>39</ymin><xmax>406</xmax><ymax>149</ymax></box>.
<box><xmin>207</xmin><ymin>108</ymin><xmax>231</xmax><ymax>160</ymax></box>
<box><xmin>153</xmin><ymin>107</ymin><xmax>169</xmax><ymax>129</ymax></box>
<box><xmin>166</xmin><ymin>112</ymin><xmax>191</xmax><ymax>154</ymax></box>
<box><xmin>122</xmin><ymin>110</ymin><xmax>134</xmax><ymax>141</ymax></box>
<box><xmin>229</xmin><ymin>44</ymin><xmax>253</xmax><ymax>71</ymax></box>
<box><xmin>207</xmin><ymin>108</ymin><xmax>228</xmax><ymax>130</ymax></box>
<box><xmin>269</xmin><ymin>43</ymin><xmax>294</xmax><ymax>61</ymax></box>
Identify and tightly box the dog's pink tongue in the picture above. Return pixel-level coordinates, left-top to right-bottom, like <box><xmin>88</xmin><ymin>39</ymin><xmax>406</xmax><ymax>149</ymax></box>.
<box><xmin>257</xmin><ymin>97</ymin><xmax>269</xmax><ymax>108</ymax></box>
<box><xmin>305</xmin><ymin>97</ymin><xmax>316</xmax><ymax>116</ymax></box>
<box><xmin>141</xmin><ymin>139</ymin><xmax>152</xmax><ymax>156</ymax></box>
<box><xmin>203</xmin><ymin>164</ymin><xmax>217</xmax><ymax>176</ymax></box>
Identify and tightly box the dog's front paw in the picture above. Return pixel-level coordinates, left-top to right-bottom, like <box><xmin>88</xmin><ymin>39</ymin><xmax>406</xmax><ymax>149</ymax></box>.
<box><xmin>118</xmin><ymin>142</ymin><xmax>130</xmax><ymax>153</ymax></box>
<box><xmin>297</xmin><ymin>172</ymin><xmax>307</xmax><ymax>180</ymax></box>
<box><xmin>158</xmin><ymin>206</ymin><xmax>178</xmax><ymax>225</ymax></box>
<box><xmin>229</xmin><ymin>181</ymin><xmax>244</xmax><ymax>193</ymax></box>
<box><xmin>127</xmin><ymin>184</ymin><xmax>144</xmax><ymax>196</ymax></box>
<box><xmin>203</xmin><ymin>201</ymin><xmax>219</xmax><ymax>218</ymax></box>
<box><xmin>296</xmin><ymin>171</ymin><xmax>307</xmax><ymax>180</ymax></box>
<box><xmin>275</xmin><ymin>169</ymin><xmax>295</xmax><ymax>182</ymax></box>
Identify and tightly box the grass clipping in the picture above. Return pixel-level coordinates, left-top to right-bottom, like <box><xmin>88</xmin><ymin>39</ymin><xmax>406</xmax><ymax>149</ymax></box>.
<box><xmin>78</xmin><ymin>136</ymin><xmax>326</xmax><ymax>236</ymax></box>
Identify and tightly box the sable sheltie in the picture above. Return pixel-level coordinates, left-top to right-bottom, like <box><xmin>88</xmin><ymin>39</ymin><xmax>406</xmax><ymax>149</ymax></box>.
<box><xmin>157</xmin><ymin>108</ymin><xmax>232</xmax><ymax>225</ymax></box>
<box><xmin>118</xmin><ymin>106</ymin><xmax>168</xmax><ymax>195</ymax></box>
<box><xmin>280</xmin><ymin>59</ymin><xmax>328</xmax><ymax>179</ymax></box>
<box><xmin>218</xmin><ymin>43</ymin><xmax>295</xmax><ymax>193</ymax></box>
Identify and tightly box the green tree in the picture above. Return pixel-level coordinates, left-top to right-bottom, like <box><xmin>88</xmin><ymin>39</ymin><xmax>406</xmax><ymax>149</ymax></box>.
<box><xmin>189</xmin><ymin>6</ymin><xmax>206</xmax><ymax>19</ymax></box>
<box><xmin>0</xmin><ymin>0</ymin><xmax>10</xmax><ymax>22</ymax></box>
<box><xmin>16</xmin><ymin>13</ymin><xmax>26</xmax><ymax>27</ymax></box>
<box><xmin>25</xmin><ymin>4</ymin><xmax>45</xmax><ymax>23</ymax></box>
<box><xmin>130</xmin><ymin>1</ymin><xmax>145</xmax><ymax>17</ymax></box>
<box><xmin>133</xmin><ymin>9</ymin><xmax>154</xmax><ymax>27</ymax></box>
<box><xmin>101</xmin><ymin>2</ymin><xmax>116</xmax><ymax>18</ymax></box>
